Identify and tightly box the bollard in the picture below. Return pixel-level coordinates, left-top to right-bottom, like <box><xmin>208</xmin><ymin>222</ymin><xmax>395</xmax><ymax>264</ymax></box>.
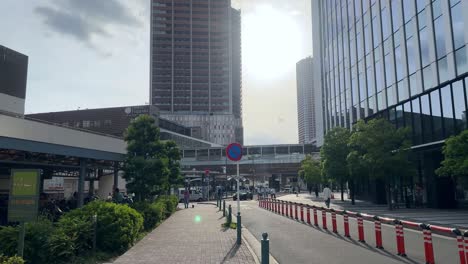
<box><xmin>289</xmin><ymin>202</ymin><xmax>293</xmax><ymax>218</ymax></box>
<box><xmin>282</xmin><ymin>200</ymin><xmax>285</xmax><ymax>216</ymax></box>
<box><xmin>228</xmin><ymin>205</ymin><xmax>232</xmax><ymax>225</ymax></box>
<box><xmin>374</xmin><ymin>216</ymin><xmax>383</xmax><ymax>249</ymax></box>
<box><xmin>343</xmin><ymin>211</ymin><xmax>350</xmax><ymax>237</ymax></box>
<box><xmin>217</xmin><ymin>198</ymin><xmax>220</xmax><ymax>208</ymax></box>
<box><xmin>394</xmin><ymin>220</ymin><xmax>406</xmax><ymax>257</ymax></box>
<box><xmin>275</xmin><ymin>199</ymin><xmax>279</xmax><ymax>214</ymax></box>
<box><xmin>295</xmin><ymin>203</ymin><xmax>299</xmax><ymax>220</ymax></box>
<box><xmin>306</xmin><ymin>206</ymin><xmax>311</xmax><ymax>224</ymax></box>
<box><xmin>313</xmin><ymin>206</ymin><xmax>318</xmax><ymax>226</ymax></box>
<box><xmin>331</xmin><ymin>209</ymin><xmax>337</xmax><ymax>233</ymax></box>
<box><xmin>285</xmin><ymin>201</ymin><xmax>289</xmax><ymax>217</ymax></box>
<box><xmin>357</xmin><ymin>213</ymin><xmax>365</xmax><ymax>243</ymax></box>
<box><xmin>261</xmin><ymin>233</ymin><xmax>270</xmax><ymax>264</ymax></box>
<box><xmin>219</xmin><ymin>198</ymin><xmax>222</xmax><ymax>211</ymax></box>
<box><xmin>453</xmin><ymin>229</ymin><xmax>465</xmax><ymax>264</ymax></box>
<box><xmin>300</xmin><ymin>204</ymin><xmax>304</xmax><ymax>222</ymax></box>
<box><xmin>422</xmin><ymin>224</ymin><xmax>435</xmax><ymax>264</ymax></box>
<box><xmin>237</xmin><ymin>212</ymin><xmax>242</xmax><ymax>245</ymax></box>
<box><xmin>223</xmin><ymin>200</ymin><xmax>226</xmax><ymax>217</ymax></box>
<box><xmin>464</xmin><ymin>230</ymin><xmax>468</xmax><ymax>264</ymax></box>
<box><xmin>322</xmin><ymin>207</ymin><xmax>328</xmax><ymax>230</ymax></box>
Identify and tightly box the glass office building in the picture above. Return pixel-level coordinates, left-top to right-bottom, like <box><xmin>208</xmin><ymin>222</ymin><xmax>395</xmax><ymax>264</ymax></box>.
<box><xmin>311</xmin><ymin>0</ymin><xmax>468</xmax><ymax>207</ymax></box>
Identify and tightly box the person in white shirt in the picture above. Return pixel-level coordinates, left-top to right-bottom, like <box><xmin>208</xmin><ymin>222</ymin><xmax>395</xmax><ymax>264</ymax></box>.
<box><xmin>323</xmin><ymin>185</ymin><xmax>332</xmax><ymax>208</ymax></box>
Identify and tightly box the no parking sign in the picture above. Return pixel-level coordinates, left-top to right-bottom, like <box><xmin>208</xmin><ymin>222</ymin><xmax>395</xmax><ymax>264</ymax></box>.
<box><xmin>226</xmin><ymin>143</ymin><xmax>243</xmax><ymax>161</ymax></box>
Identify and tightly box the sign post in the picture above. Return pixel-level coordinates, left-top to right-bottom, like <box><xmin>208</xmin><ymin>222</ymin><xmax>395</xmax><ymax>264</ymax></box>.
<box><xmin>8</xmin><ymin>169</ymin><xmax>41</xmax><ymax>257</ymax></box>
<box><xmin>226</xmin><ymin>143</ymin><xmax>243</xmax><ymax>245</ymax></box>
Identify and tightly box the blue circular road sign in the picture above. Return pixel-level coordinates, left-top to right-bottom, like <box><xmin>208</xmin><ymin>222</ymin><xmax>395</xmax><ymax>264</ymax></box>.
<box><xmin>226</xmin><ymin>143</ymin><xmax>243</xmax><ymax>161</ymax></box>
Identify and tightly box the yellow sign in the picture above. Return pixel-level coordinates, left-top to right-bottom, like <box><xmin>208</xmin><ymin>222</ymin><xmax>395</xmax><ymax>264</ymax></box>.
<box><xmin>8</xmin><ymin>170</ymin><xmax>40</xmax><ymax>222</ymax></box>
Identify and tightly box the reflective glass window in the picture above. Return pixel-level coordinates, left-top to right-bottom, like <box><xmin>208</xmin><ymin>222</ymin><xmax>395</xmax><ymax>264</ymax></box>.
<box><xmin>398</xmin><ymin>79</ymin><xmax>409</xmax><ymax>102</ymax></box>
<box><xmin>407</xmin><ymin>36</ymin><xmax>418</xmax><ymax>74</ymax></box>
<box><xmin>372</xmin><ymin>16</ymin><xmax>381</xmax><ymax>48</ymax></box>
<box><xmin>377</xmin><ymin>91</ymin><xmax>385</xmax><ymax>111</ymax></box>
<box><xmin>396</xmin><ymin>104</ymin><xmax>404</xmax><ymax>128</ymax></box>
<box><xmin>420</xmin><ymin>27</ymin><xmax>431</xmax><ymax>66</ymax></box>
<box><xmin>355</xmin><ymin>0</ymin><xmax>362</xmax><ymax>19</ymax></box>
<box><xmin>369</xmin><ymin>95</ymin><xmax>376</xmax><ymax>114</ymax></box>
<box><xmin>456</xmin><ymin>47</ymin><xmax>468</xmax><ymax>76</ymax></box>
<box><xmin>410</xmin><ymin>73</ymin><xmax>421</xmax><ymax>96</ymax></box>
<box><xmin>418</xmin><ymin>8</ymin><xmax>426</xmax><ymax>30</ymax></box>
<box><xmin>367</xmin><ymin>67</ymin><xmax>375</xmax><ymax>96</ymax></box>
<box><xmin>434</xmin><ymin>16</ymin><xmax>446</xmax><ymax>59</ymax></box>
<box><xmin>421</xmin><ymin>94</ymin><xmax>432</xmax><ymax>142</ymax></box>
<box><xmin>388</xmin><ymin>85</ymin><xmax>397</xmax><ymax>106</ymax></box>
<box><xmin>385</xmin><ymin>53</ymin><xmax>395</xmax><ymax>86</ymax></box>
<box><xmin>412</xmin><ymin>97</ymin><xmax>422</xmax><ymax>145</ymax></box>
<box><xmin>392</xmin><ymin>0</ymin><xmax>401</xmax><ymax>32</ymax></box>
<box><xmin>451</xmin><ymin>4</ymin><xmax>465</xmax><ymax>50</ymax></box>
<box><xmin>423</xmin><ymin>65</ymin><xmax>433</xmax><ymax>90</ymax></box>
<box><xmin>450</xmin><ymin>0</ymin><xmax>461</xmax><ymax>7</ymax></box>
<box><xmin>364</xmin><ymin>24</ymin><xmax>372</xmax><ymax>55</ymax></box>
<box><xmin>441</xmin><ymin>85</ymin><xmax>455</xmax><ymax>136</ymax></box>
<box><xmin>381</xmin><ymin>7</ymin><xmax>391</xmax><ymax>40</ymax></box>
<box><xmin>403</xmin><ymin>0</ymin><xmax>415</xmax><ymax>23</ymax></box>
<box><xmin>432</xmin><ymin>0</ymin><xmax>442</xmax><ymax>19</ymax></box>
<box><xmin>376</xmin><ymin>59</ymin><xmax>384</xmax><ymax>91</ymax></box>
<box><xmin>452</xmin><ymin>80</ymin><xmax>467</xmax><ymax>131</ymax></box>
<box><xmin>395</xmin><ymin>46</ymin><xmax>404</xmax><ymax>81</ymax></box>
<box><xmin>438</xmin><ymin>57</ymin><xmax>449</xmax><ymax>83</ymax></box>
<box><xmin>417</xmin><ymin>0</ymin><xmax>426</xmax><ymax>13</ymax></box>
<box><xmin>405</xmin><ymin>18</ymin><xmax>415</xmax><ymax>40</ymax></box>
<box><xmin>403</xmin><ymin>101</ymin><xmax>412</xmax><ymax>130</ymax></box>
<box><xmin>430</xmin><ymin>89</ymin><xmax>443</xmax><ymax>140</ymax></box>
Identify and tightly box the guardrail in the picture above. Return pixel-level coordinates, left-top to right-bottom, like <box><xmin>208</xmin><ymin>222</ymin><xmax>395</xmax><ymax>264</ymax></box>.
<box><xmin>258</xmin><ymin>197</ymin><xmax>468</xmax><ymax>264</ymax></box>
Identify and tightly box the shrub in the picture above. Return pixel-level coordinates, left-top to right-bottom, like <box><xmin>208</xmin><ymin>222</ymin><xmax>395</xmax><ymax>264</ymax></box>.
<box><xmin>56</xmin><ymin>214</ymin><xmax>93</xmax><ymax>254</ymax></box>
<box><xmin>0</xmin><ymin>226</ymin><xmax>18</xmax><ymax>256</ymax></box>
<box><xmin>0</xmin><ymin>255</ymin><xmax>25</xmax><ymax>264</ymax></box>
<box><xmin>46</xmin><ymin>230</ymin><xmax>75</xmax><ymax>264</ymax></box>
<box><xmin>131</xmin><ymin>202</ymin><xmax>165</xmax><ymax>231</ymax></box>
<box><xmin>23</xmin><ymin>218</ymin><xmax>54</xmax><ymax>264</ymax></box>
<box><xmin>63</xmin><ymin>201</ymin><xmax>143</xmax><ymax>253</ymax></box>
<box><xmin>158</xmin><ymin>195</ymin><xmax>178</xmax><ymax>217</ymax></box>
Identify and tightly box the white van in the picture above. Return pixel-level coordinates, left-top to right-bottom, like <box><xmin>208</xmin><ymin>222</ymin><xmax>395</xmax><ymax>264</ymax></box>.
<box><xmin>178</xmin><ymin>188</ymin><xmax>203</xmax><ymax>202</ymax></box>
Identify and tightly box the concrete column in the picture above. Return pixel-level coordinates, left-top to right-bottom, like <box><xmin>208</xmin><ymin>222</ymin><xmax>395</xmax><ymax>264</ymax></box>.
<box><xmin>78</xmin><ymin>158</ymin><xmax>86</xmax><ymax>208</ymax></box>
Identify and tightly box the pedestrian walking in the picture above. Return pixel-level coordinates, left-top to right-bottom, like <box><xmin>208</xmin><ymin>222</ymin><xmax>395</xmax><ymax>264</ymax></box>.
<box><xmin>323</xmin><ymin>185</ymin><xmax>332</xmax><ymax>208</ymax></box>
<box><xmin>183</xmin><ymin>189</ymin><xmax>190</xmax><ymax>209</ymax></box>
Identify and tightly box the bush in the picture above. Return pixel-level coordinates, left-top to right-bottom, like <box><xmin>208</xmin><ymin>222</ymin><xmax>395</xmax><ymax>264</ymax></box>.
<box><xmin>63</xmin><ymin>201</ymin><xmax>143</xmax><ymax>253</ymax></box>
<box><xmin>0</xmin><ymin>255</ymin><xmax>25</xmax><ymax>264</ymax></box>
<box><xmin>158</xmin><ymin>195</ymin><xmax>178</xmax><ymax>218</ymax></box>
<box><xmin>24</xmin><ymin>218</ymin><xmax>54</xmax><ymax>264</ymax></box>
<box><xmin>0</xmin><ymin>226</ymin><xmax>18</xmax><ymax>256</ymax></box>
<box><xmin>46</xmin><ymin>230</ymin><xmax>75</xmax><ymax>264</ymax></box>
<box><xmin>55</xmin><ymin>214</ymin><xmax>93</xmax><ymax>254</ymax></box>
<box><xmin>131</xmin><ymin>202</ymin><xmax>165</xmax><ymax>231</ymax></box>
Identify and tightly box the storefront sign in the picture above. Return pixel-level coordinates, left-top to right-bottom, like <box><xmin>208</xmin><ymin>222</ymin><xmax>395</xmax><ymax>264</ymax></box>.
<box><xmin>8</xmin><ymin>170</ymin><xmax>40</xmax><ymax>222</ymax></box>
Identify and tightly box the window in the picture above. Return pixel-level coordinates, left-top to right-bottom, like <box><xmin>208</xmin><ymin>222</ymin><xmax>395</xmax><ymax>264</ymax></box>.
<box><xmin>417</xmin><ymin>0</ymin><xmax>426</xmax><ymax>13</ymax></box>
<box><xmin>395</xmin><ymin>46</ymin><xmax>404</xmax><ymax>81</ymax></box>
<box><xmin>432</xmin><ymin>0</ymin><xmax>442</xmax><ymax>19</ymax></box>
<box><xmin>391</xmin><ymin>0</ymin><xmax>401</xmax><ymax>32</ymax></box>
<box><xmin>434</xmin><ymin>16</ymin><xmax>446</xmax><ymax>59</ymax></box>
<box><xmin>438</xmin><ymin>57</ymin><xmax>449</xmax><ymax>83</ymax></box>
<box><xmin>451</xmin><ymin>3</ymin><xmax>465</xmax><ymax>50</ymax></box>
<box><xmin>407</xmin><ymin>36</ymin><xmax>418</xmax><ymax>74</ymax></box>
<box><xmin>423</xmin><ymin>65</ymin><xmax>433</xmax><ymax>90</ymax></box>
<box><xmin>82</xmin><ymin>120</ymin><xmax>90</xmax><ymax>128</ymax></box>
<box><xmin>385</xmin><ymin>53</ymin><xmax>394</xmax><ymax>86</ymax></box>
<box><xmin>377</xmin><ymin>91</ymin><xmax>386</xmax><ymax>111</ymax></box>
<box><xmin>421</xmin><ymin>94</ymin><xmax>432</xmax><ymax>142</ymax></box>
<box><xmin>398</xmin><ymin>79</ymin><xmax>409</xmax><ymax>102</ymax></box>
<box><xmin>376</xmin><ymin>60</ymin><xmax>384</xmax><ymax>91</ymax></box>
<box><xmin>456</xmin><ymin>46</ymin><xmax>468</xmax><ymax>76</ymax></box>
<box><xmin>409</xmin><ymin>73</ymin><xmax>421</xmax><ymax>97</ymax></box>
<box><xmin>452</xmin><ymin>80</ymin><xmax>467</xmax><ymax>131</ymax></box>
<box><xmin>420</xmin><ymin>27</ymin><xmax>431</xmax><ymax>66</ymax></box>
<box><xmin>387</xmin><ymin>85</ymin><xmax>397</xmax><ymax>106</ymax></box>
<box><xmin>412</xmin><ymin>97</ymin><xmax>422</xmax><ymax>144</ymax></box>
<box><xmin>431</xmin><ymin>89</ymin><xmax>443</xmax><ymax>140</ymax></box>
<box><xmin>441</xmin><ymin>85</ymin><xmax>455</xmax><ymax>136</ymax></box>
<box><xmin>381</xmin><ymin>7</ymin><xmax>391</xmax><ymax>40</ymax></box>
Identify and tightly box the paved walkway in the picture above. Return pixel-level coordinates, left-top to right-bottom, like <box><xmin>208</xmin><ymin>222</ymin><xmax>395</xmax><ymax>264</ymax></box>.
<box><xmin>113</xmin><ymin>204</ymin><xmax>256</xmax><ymax>264</ymax></box>
<box><xmin>279</xmin><ymin>193</ymin><xmax>468</xmax><ymax>229</ymax></box>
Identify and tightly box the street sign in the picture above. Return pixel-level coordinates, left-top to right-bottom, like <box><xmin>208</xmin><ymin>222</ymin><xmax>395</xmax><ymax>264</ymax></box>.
<box><xmin>8</xmin><ymin>169</ymin><xmax>40</xmax><ymax>222</ymax></box>
<box><xmin>226</xmin><ymin>143</ymin><xmax>243</xmax><ymax>161</ymax></box>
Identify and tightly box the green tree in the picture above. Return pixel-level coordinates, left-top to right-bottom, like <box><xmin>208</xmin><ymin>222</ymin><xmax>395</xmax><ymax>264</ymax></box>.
<box><xmin>436</xmin><ymin>129</ymin><xmax>468</xmax><ymax>184</ymax></box>
<box><xmin>164</xmin><ymin>141</ymin><xmax>183</xmax><ymax>194</ymax></box>
<box><xmin>123</xmin><ymin>115</ymin><xmax>178</xmax><ymax>201</ymax></box>
<box><xmin>299</xmin><ymin>155</ymin><xmax>322</xmax><ymax>193</ymax></box>
<box><xmin>348</xmin><ymin>119</ymin><xmax>413</xmax><ymax>209</ymax></box>
<box><xmin>320</xmin><ymin>127</ymin><xmax>351</xmax><ymax>201</ymax></box>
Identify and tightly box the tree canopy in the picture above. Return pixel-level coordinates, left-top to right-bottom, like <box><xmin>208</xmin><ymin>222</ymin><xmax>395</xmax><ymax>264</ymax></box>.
<box><xmin>122</xmin><ymin>115</ymin><xmax>182</xmax><ymax>201</ymax></box>
<box><xmin>436</xmin><ymin>129</ymin><xmax>468</xmax><ymax>182</ymax></box>
<box><xmin>299</xmin><ymin>155</ymin><xmax>322</xmax><ymax>187</ymax></box>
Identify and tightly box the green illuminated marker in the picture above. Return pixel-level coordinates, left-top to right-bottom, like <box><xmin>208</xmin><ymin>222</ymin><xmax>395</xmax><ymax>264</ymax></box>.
<box><xmin>194</xmin><ymin>215</ymin><xmax>202</xmax><ymax>223</ymax></box>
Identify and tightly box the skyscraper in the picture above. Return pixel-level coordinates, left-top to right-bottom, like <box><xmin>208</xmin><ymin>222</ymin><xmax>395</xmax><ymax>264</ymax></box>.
<box><xmin>150</xmin><ymin>0</ymin><xmax>243</xmax><ymax>145</ymax></box>
<box><xmin>311</xmin><ymin>0</ymin><xmax>468</xmax><ymax>207</ymax></box>
<box><xmin>296</xmin><ymin>56</ymin><xmax>316</xmax><ymax>144</ymax></box>
<box><xmin>0</xmin><ymin>45</ymin><xmax>28</xmax><ymax>116</ymax></box>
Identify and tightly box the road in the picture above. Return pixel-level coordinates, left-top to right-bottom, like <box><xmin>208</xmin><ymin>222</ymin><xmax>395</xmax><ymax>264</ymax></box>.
<box><xmin>227</xmin><ymin>199</ymin><xmax>460</xmax><ymax>264</ymax></box>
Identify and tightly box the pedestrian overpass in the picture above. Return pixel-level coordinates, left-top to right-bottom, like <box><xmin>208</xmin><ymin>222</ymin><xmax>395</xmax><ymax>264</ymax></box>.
<box><xmin>180</xmin><ymin>144</ymin><xmax>320</xmax><ymax>190</ymax></box>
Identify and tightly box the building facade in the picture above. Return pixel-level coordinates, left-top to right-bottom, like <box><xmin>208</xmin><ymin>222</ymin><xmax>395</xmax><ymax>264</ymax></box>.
<box><xmin>0</xmin><ymin>45</ymin><xmax>28</xmax><ymax>116</ymax></box>
<box><xmin>150</xmin><ymin>0</ymin><xmax>243</xmax><ymax>145</ymax></box>
<box><xmin>312</xmin><ymin>0</ymin><xmax>468</xmax><ymax>207</ymax></box>
<box><xmin>296</xmin><ymin>56</ymin><xmax>317</xmax><ymax>144</ymax></box>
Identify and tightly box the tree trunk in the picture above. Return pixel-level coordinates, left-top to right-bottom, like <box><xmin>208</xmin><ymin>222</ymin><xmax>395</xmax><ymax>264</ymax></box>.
<box><xmin>340</xmin><ymin>179</ymin><xmax>344</xmax><ymax>201</ymax></box>
<box><xmin>386</xmin><ymin>183</ymin><xmax>393</xmax><ymax>210</ymax></box>
<box><xmin>350</xmin><ymin>179</ymin><xmax>355</xmax><ymax>205</ymax></box>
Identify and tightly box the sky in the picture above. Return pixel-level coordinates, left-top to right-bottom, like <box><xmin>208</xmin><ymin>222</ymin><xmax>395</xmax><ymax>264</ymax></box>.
<box><xmin>0</xmin><ymin>0</ymin><xmax>312</xmax><ymax>145</ymax></box>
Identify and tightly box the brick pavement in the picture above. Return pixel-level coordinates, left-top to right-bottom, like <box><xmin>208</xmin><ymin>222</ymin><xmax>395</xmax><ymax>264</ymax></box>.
<box><xmin>112</xmin><ymin>203</ymin><xmax>256</xmax><ymax>264</ymax></box>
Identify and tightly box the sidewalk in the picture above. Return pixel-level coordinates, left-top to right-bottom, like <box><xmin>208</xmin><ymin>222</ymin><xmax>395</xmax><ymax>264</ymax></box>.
<box><xmin>279</xmin><ymin>193</ymin><xmax>468</xmax><ymax>229</ymax></box>
<box><xmin>113</xmin><ymin>204</ymin><xmax>256</xmax><ymax>264</ymax></box>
